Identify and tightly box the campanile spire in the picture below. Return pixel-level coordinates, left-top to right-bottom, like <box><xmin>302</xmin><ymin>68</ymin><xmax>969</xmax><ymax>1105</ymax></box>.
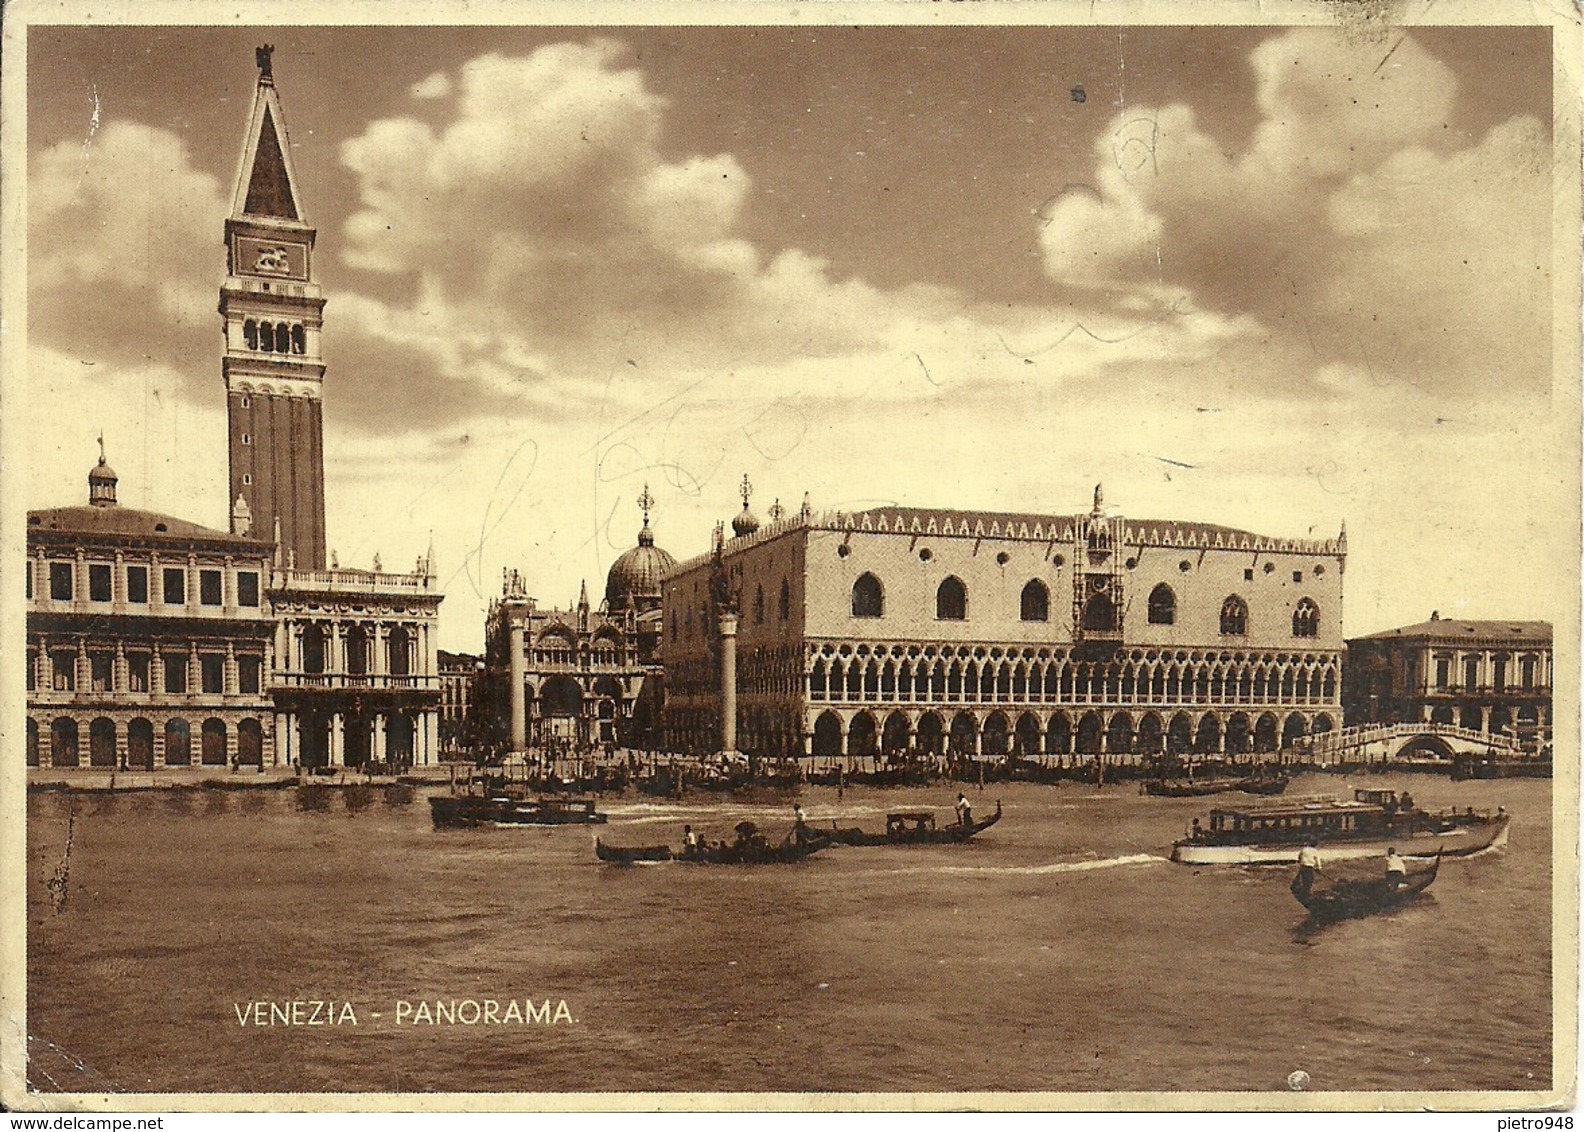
<box><xmin>220</xmin><ymin>47</ymin><xmax>327</xmax><ymax>569</ymax></box>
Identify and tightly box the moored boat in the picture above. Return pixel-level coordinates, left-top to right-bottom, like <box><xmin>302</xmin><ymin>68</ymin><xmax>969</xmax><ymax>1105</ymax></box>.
<box><xmin>1144</xmin><ymin>771</ymin><xmax>1288</xmax><ymax>797</ymax></box>
<box><xmin>825</xmin><ymin>800</ymin><xmax>1003</xmax><ymax>846</ymax></box>
<box><xmin>429</xmin><ymin>793</ymin><xmax>607</xmax><ymax>829</ymax></box>
<box><xmin>1292</xmin><ymin>851</ymin><xmax>1441</xmax><ymax>921</ymax></box>
<box><xmin>1170</xmin><ymin>789</ymin><xmax>1509</xmax><ymax>865</ymax></box>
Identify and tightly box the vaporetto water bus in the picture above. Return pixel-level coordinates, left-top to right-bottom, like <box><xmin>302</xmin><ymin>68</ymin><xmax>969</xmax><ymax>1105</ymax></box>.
<box><xmin>1169</xmin><ymin>788</ymin><xmax>1510</xmax><ymax>866</ymax></box>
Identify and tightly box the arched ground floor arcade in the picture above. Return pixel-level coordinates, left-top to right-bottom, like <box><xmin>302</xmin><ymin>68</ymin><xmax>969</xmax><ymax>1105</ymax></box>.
<box><xmin>797</xmin><ymin>707</ymin><xmax>1338</xmax><ymax>761</ymax></box>
<box><xmin>26</xmin><ymin>709</ymin><xmax>272</xmax><ymax>770</ymax></box>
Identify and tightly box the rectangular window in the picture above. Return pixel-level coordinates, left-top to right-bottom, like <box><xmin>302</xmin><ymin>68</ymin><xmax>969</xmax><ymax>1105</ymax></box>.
<box><xmin>163</xmin><ymin>654</ymin><xmax>188</xmax><ymax>694</ymax></box>
<box><xmin>1521</xmin><ymin>657</ymin><xmax>1536</xmax><ymax>689</ymax></box>
<box><xmin>237</xmin><ymin>571</ymin><xmax>260</xmax><ymax>607</ymax></box>
<box><xmin>1464</xmin><ymin>658</ymin><xmax>1480</xmax><ymax>690</ymax></box>
<box><xmin>26</xmin><ymin>653</ymin><xmax>35</xmax><ymax>691</ymax></box>
<box><xmin>50</xmin><ymin>562</ymin><xmax>73</xmax><ymax>601</ymax></box>
<box><xmin>90</xmin><ymin>653</ymin><xmax>113</xmax><ymax>692</ymax></box>
<box><xmin>238</xmin><ymin>655</ymin><xmax>261</xmax><ymax>695</ymax></box>
<box><xmin>25</xmin><ymin>566</ymin><xmax>32</xmax><ymax>600</ymax></box>
<box><xmin>127</xmin><ymin>653</ymin><xmax>150</xmax><ymax>693</ymax></box>
<box><xmin>1292</xmin><ymin>570</ymin><xmax>1303</xmax><ymax>583</ymax></box>
<box><xmin>52</xmin><ymin>653</ymin><xmax>75</xmax><ymax>691</ymax></box>
<box><xmin>163</xmin><ymin>568</ymin><xmax>186</xmax><ymax>606</ymax></box>
<box><xmin>1244</xmin><ymin>568</ymin><xmax>1254</xmax><ymax>582</ymax></box>
<box><xmin>1434</xmin><ymin>658</ymin><xmax>1450</xmax><ymax>691</ymax></box>
<box><xmin>1493</xmin><ymin>659</ymin><xmax>1508</xmax><ymax>693</ymax></box>
<box><xmin>126</xmin><ymin>565</ymin><xmax>148</xmax><ymax>604</ymax></box>
<box><xmin>200</xmin><ymin>569</ymin><xmax>223</xmax><ymax>606</ymax></box>
<box><xmin>201</xmin><ymin>655</ymin><xmax>225</xmax><ymax>694</ymax></box>
<box><xmin>89</xmin><ymin>563</ymin><xmax>112</xmax><ymax>602</ymax></box>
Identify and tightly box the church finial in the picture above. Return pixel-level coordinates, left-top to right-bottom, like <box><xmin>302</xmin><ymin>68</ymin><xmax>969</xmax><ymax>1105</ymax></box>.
<box><xmin>769</xmin><ymin>498</ymin><xmax>785</xmax><ymax>523</ymax></box>
<box><xmin>1093</xmin><ymin>482</ymin><xmax>1105</xmax><ymax>513</ymax></box>
<box><xmin>97</xmin><ymin>431</ymin><xmax>106</xmax><ymax>466</ymax></box>
<box><xmin>739</xmin><ymin>473</ymin><xmax>753</xmax><ymax>510</ymax></box>
<box><xmin>256</xmin><ymin>44</ymin><xmax>275</xmax><ymax>84</ymax></box>
<box><xmin>636</xmin><ymin>483</ymin><xmax>657</xmax><ymax>547</ymax></box>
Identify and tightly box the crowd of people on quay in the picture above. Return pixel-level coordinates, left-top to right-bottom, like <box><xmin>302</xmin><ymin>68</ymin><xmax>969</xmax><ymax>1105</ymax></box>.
<box><xmin>472</xmin><ymin>742</ymin><xmax>1307</xmax><ymax>797</ymax></box>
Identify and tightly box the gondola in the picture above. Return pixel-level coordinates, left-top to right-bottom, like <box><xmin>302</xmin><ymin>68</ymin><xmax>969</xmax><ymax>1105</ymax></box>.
<box><xmin>1143</xmin><ymin>778</ymin><xmax>1245</xmax><ymax>797</ymax></box>
<box><xmin>1292</xmin><ymin>850</ymin><xmax>1441</xmax><ymax>921</ymax></box>
<box><xmin>1144</xmin><ymin>774</ymin><xmax>1288</xmax><ymax>797</ymax></box>
<box><xmin>594</xmin><ymin>822</ymin><xmax>832</xmax><ymax>865</ymax></box>
<box><xmin>1236</xmin><ymin>775</ymin><xmax>1291</xmax><ymax>796</ymax></box>
<box><xmin>824</xmin><ymin>800</ymin><xmax>1002</xmax><ymax>846</ymax></box>
<box><xmin>594</xmin><ymin>839</ymin><xmax>672</xmax><ymax>863</ymax></box>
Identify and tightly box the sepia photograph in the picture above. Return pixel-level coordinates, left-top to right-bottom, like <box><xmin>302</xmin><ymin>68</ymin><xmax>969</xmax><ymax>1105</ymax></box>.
<box><xmin>2</xmin><ymin>0</ymin><xmax>1578</xmax><ymax>1111</ymax></box>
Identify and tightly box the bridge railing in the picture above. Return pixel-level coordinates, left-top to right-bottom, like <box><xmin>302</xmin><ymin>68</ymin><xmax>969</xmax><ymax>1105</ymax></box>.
<box><xmin>1296</xmin><ymin>721</ymin><xmax>1524</xmax><ymax>762</ymax></box>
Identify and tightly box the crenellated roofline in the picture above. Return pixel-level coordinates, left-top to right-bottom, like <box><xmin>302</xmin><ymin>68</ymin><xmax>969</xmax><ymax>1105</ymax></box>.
<box><xmin>664</xmin><ymin>507</ymin><xmax>1348</xmax><ymax>581</ymax></box>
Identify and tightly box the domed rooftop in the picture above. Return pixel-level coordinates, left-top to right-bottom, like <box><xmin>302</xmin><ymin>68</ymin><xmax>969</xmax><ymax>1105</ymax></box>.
<box><xmin>731</xmin><ymin>505</ymin><xmax>760</xmax><ymax>538</ymax></box>
<box><xmin>605</xmin><ymin>486</ymin><xmax>676</xmax><ymax>614</ymax></box>
<box><xmin>88</xmin><ymin>438</ymin><xmax>118</xmax><ymax>507</ymax></box>
<box><xmin>730</xmin><ymin>472</ymin><xmax>760</xmax><ymax>538</ymax></box>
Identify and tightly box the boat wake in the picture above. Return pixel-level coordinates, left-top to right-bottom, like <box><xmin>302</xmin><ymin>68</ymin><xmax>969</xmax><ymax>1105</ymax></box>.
<box><xmin>890</xmin><ymin>852</ymin><xmax>1168</xmax><ymax>877</ymax></box>
<box><xmin>604</xmin><ymin>802</ymin><xmax>898</xmax><ymax>824</ymax></box>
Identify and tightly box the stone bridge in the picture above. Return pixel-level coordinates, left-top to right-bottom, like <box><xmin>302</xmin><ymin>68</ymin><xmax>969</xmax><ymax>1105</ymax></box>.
<box><xmin>1295</xmin><ymin>722</ymin><xmax>1524</xmax><ymax>767</ymax></box>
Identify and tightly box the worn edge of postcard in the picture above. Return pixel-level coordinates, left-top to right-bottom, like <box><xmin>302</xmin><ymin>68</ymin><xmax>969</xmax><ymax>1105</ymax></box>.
<box><xmin>0</xmin><ymin>0</ymin><xmax>1577</xmax><ymax>1114</ymax></box>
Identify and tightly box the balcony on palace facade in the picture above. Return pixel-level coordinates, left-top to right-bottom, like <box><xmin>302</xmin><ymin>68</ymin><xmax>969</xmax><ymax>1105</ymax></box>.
<box><xmin>271</xmin><ymin>565</ymin><xmax>439</xmax><ymax>597</ymax></box>
<box><xmin>271</xmin><ymin>672</ymin><xmax>441</xmax><ymax>691</ymax></box>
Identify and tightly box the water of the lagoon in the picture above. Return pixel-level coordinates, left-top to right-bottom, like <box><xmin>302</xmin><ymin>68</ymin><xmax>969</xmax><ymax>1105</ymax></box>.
<box><xmin>24</xmin><ymin>773</ymin><xmax>1553</xmax><ymax>1096</ymax></box>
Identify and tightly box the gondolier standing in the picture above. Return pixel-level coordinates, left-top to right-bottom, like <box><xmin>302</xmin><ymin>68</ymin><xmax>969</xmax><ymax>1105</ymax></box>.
<box><xmin>792</xmin><ymin>804</ymin><xmax>810</xmax><ymax>845</ymax></box>
<box><xmin>1292</xmin><ymin>840</ymin><xmax>1322</xmax><ymax>901</ymax></box>
<box><xmin>955</xmin><ymin>793</ymin><xmax>973</xmax><ymax>827</ymax></box>
<box><xmin>1385</xmin><ymin>847</ymin><xmax>1408</xmax><ymax>889</ymax></box>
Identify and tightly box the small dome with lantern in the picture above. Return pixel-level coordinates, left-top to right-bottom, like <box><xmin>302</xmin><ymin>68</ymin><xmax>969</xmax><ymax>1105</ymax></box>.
<box><xmin>88</xmin><ymin>435</ymin><xmax>118</xmax><ymax>507</ymax></box>
<box><xmin>605</xmin><ymin>484</ymin><xmax>676</xmax><ymax>615</ymax></box>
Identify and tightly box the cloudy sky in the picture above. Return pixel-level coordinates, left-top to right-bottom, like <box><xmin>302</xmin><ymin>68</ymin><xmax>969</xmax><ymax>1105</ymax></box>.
<box><xmin>21</xmin><ymin>19</ymin><xmax>1571</xmax><ymax>651</ymax></box>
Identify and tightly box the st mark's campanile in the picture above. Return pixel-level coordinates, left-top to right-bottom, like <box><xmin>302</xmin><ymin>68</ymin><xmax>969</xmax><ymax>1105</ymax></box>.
<box><xmin>220</xmin><ymin>45</ymin><xmax>328</xmax><ymax>570</ymax></box>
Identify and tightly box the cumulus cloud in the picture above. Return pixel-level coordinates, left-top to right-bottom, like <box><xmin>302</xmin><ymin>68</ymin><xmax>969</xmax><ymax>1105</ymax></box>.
<box><xmin>28</xmin><ymin>122</ymin><xmax>227</xmax><ymax>388</ymax></box>
<box><xmin>1038</xmin><ymin>30</ymin><xmax>1549</xmax><ymax>397</ymax></box>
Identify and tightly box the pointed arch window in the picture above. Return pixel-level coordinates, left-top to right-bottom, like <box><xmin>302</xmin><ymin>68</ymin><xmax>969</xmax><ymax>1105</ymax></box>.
<box><xmin>753</xmin><ymin>584</ymin><xmax>765</xmax><ymax>624</ymax></box>
<box><xmin>779</xmin><ymin>579</ymin><xmax>790</xmax><ymax>620</ymax></box>
<box><xmin>1292</xmin><ymin>597</ymin><xmax>1319</xmax><ymax>638</ymax></box>
<box><xmin>1148</xmin><ymin>584</ymin><xmax>1176</xmax><ymax>626</ymax></box>
<box><xmin>1019</xmin><ymin>579</ymin><xmax>1049</xmax><ymax>622</ymax></box>
<box><xmin>852</xmin><ymin>573</ymin><xmax>884</xmax><ymax>618</ymax></box>
<box><xmin>936</xmin><ymin>577</ymin><xmax>967</xmax><ymax>621</ymax></box>
<box><xmin>1220</xmin><ymin>595</ymin><xmax>1248</xmax><ymax>636</ymax></box>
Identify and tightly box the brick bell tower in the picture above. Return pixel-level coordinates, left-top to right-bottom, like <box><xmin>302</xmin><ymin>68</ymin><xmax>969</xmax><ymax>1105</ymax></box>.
<box><xmin>220</xmin><ymin>45</ymin><xmax>327</xmax><ymax>570</ymax></box>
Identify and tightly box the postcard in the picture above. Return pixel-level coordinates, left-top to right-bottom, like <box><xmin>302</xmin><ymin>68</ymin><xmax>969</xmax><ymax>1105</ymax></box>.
<box><xmin>2</xmin><ymin>0</ymin><xmax>1578</xmax><ymax>1113</ymax></box>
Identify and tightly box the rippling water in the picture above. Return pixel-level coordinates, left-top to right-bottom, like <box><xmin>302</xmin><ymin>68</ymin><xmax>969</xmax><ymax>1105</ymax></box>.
<box><xmin>25</xmin><ymin>773</ymin><xmax>1552</xmax><ymax>1095</ymax></box>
